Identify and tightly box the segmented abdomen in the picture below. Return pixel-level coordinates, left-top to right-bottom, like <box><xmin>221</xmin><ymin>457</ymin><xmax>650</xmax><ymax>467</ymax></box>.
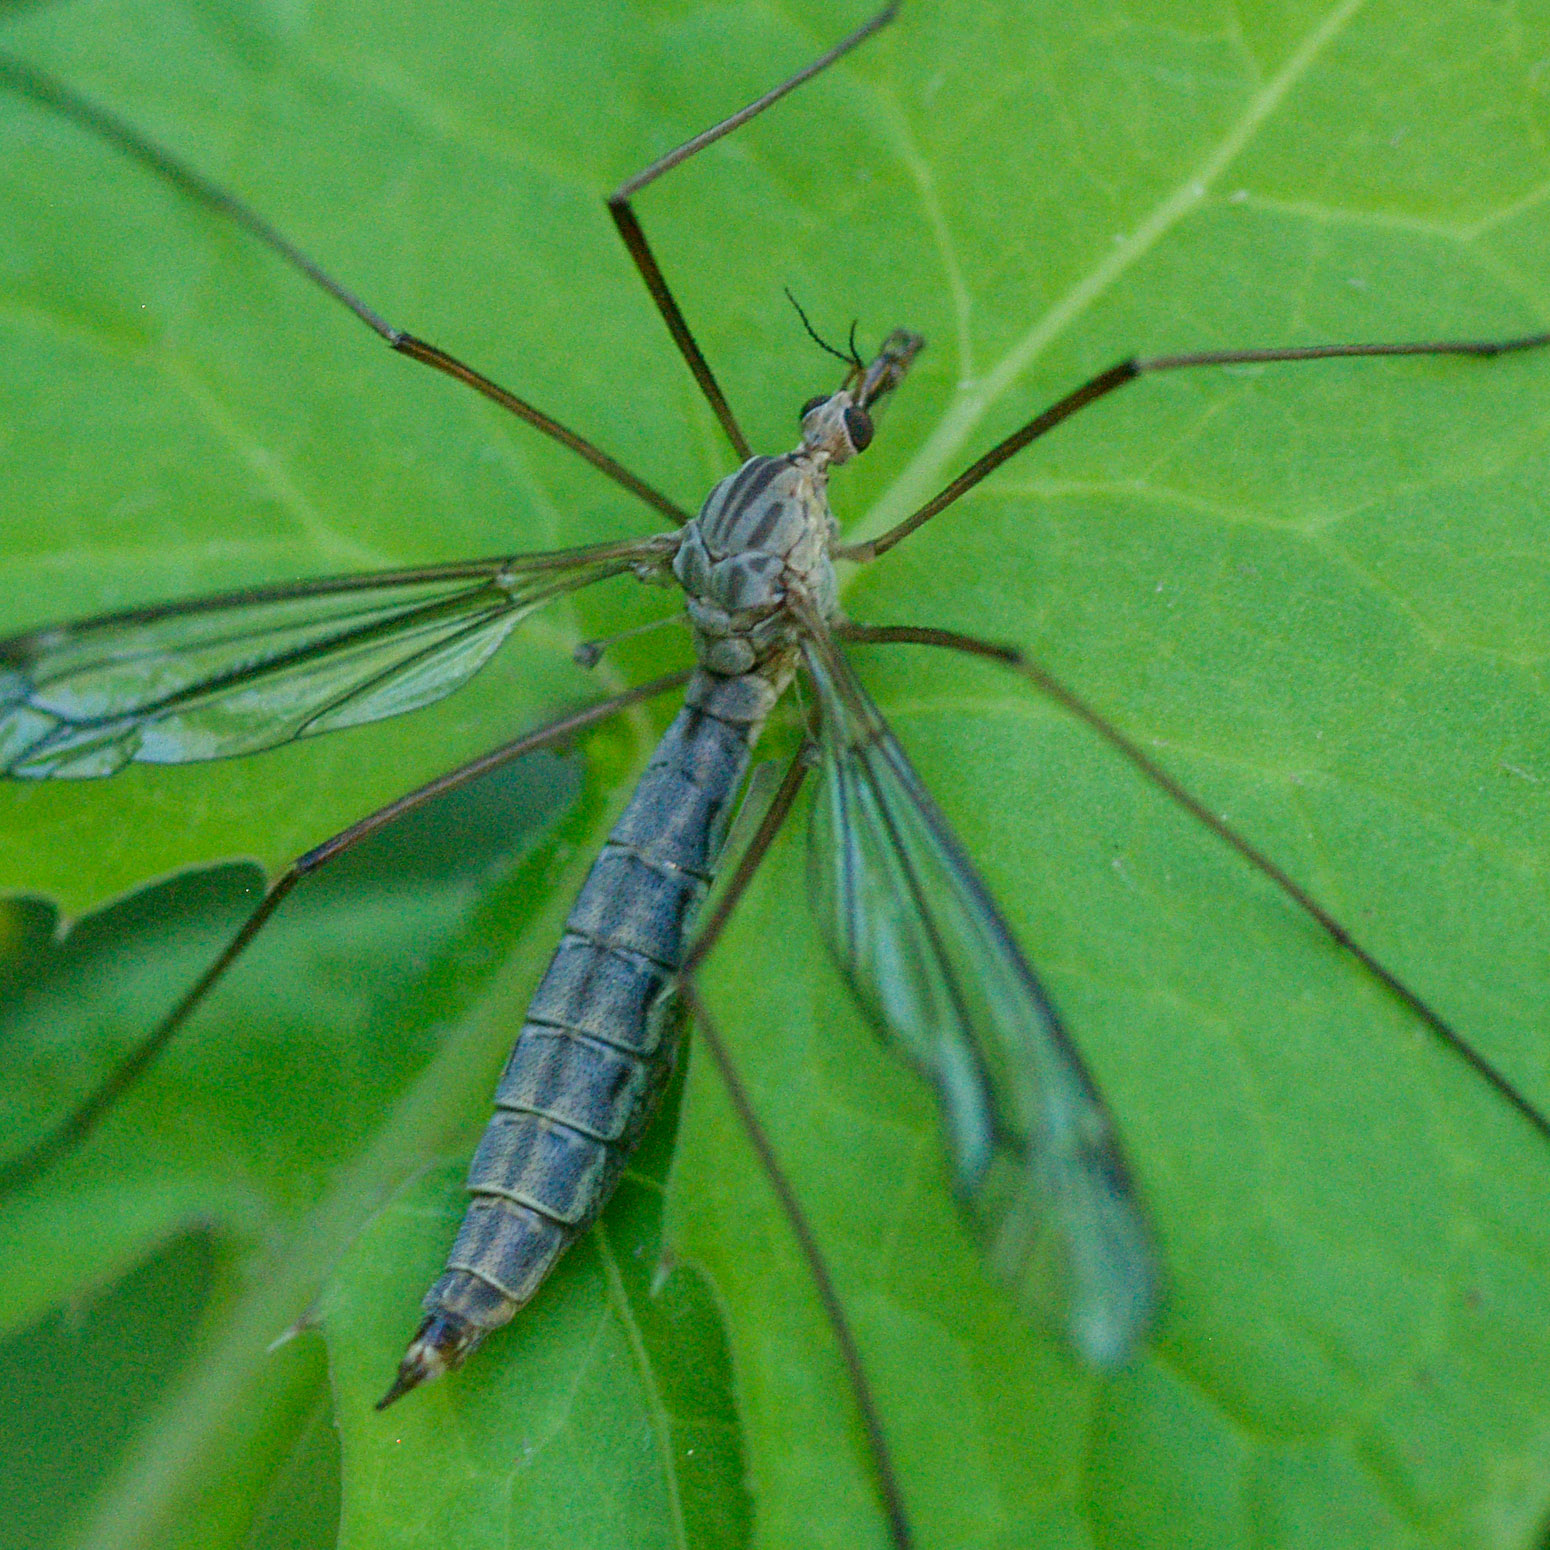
<box><xmin>393</xmin><ymin>669</ymin><xmax>776</xmax><ymax>1388</ymax></box>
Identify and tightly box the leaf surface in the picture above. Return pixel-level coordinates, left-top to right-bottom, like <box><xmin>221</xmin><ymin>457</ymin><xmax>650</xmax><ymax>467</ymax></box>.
<box><xmin>3</xmin><ymin>1</ymin><xmax>1550</xmax><ymax>1547</ymax></box>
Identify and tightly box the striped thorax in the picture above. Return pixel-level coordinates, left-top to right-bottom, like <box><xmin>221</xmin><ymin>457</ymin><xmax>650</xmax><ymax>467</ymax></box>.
<box><xmin>673</xmin><ymin>327</ymin><xmax>926</xmax><ymax>677</ymax></box>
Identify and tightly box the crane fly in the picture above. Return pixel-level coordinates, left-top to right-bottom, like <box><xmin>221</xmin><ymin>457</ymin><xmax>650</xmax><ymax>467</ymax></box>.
<box><xmin>4</xmin><ymin>5</ymin><xmax>1550</xmax><ymax>1546</ymax></box>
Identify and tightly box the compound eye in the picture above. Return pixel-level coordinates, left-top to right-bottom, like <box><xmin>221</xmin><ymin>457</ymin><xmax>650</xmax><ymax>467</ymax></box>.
<box><xmin>799</xmin><ymin>393</ymin><xmax>828</xmax><ymax>422</ymax></box>
<box><xmin>842</xmin><ymin>405</ymin><xmax>874</xmax><ymax>451</ymax></box>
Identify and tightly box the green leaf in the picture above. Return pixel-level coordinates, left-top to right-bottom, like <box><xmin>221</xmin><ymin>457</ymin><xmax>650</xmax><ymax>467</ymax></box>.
<box><xmin>4</xmin><ymin>1</ymin><xmax>1550</xmax><ymax>1548</ymax></box>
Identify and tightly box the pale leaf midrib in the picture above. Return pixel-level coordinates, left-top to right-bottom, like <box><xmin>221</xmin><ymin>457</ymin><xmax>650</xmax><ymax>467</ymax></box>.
<box><xmin>846</xmin><ymin>0</ymin><xmax>1373</xmax><ymax>557</ymax></box>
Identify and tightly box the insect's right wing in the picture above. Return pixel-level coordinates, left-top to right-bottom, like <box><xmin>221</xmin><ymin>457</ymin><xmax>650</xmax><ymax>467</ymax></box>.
<box><xmin>802</xmin><ymin>629</ymin><xmax>1159</xmax><ymax>1368</ymax></box>
<box><xmin>0</xmin><ymin>536</ymin><xmax>675</xmax><ymax>778</ymax></box>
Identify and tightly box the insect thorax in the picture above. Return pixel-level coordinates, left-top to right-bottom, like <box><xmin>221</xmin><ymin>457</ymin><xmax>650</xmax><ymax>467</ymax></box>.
<box><xmin>673</xmin><ymin>452</ymin><xmax>839</xmax><ymax>676</ymax></box>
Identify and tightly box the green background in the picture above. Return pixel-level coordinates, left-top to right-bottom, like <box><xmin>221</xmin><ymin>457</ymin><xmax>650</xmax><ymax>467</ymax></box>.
<box><xmin>2</xmin><ymin>0</ymin><xmax>1550</xmax><ymax>1546</ymax></box>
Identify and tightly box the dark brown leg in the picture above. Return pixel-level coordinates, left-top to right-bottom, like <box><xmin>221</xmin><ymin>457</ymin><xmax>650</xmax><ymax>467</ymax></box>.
<box><xmin>0</xmin><ymin>54</ymin><xmax>690</xmax><ymax>526</ymax></box>
<box><xmin>0</xmin><ymin>671</ymin><xmax>690</xmax><ymax>1195</ymax></box>
<box><xmin>836</xmin><ymin>619</ymin><xmax>1550</xmax><ymax>1145</ymax></box>
<box><xmin>676</xmin><ymin>747</ymin><xmax>916</xmax><ymax>1550</ymax></box>
<box><xmin>607</xmin><ymin>4</ymin><xmax>899</xmax><ymax>462</ymax></box>
<box><xmin>840</xmin><ymin>332</ymin><xmax>1550</xmax><ymax>561</ymax></box>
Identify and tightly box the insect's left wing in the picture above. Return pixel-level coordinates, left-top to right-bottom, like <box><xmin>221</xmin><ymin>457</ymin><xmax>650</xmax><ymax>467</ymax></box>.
<box><xmin>0</xmin><ymin>537</ymin><xmax>674</xmax><ymax>778</ymax></box>
<box><xmin>802</xmin><ymin>628</ymin><xmax>1159</xmax><ymax>1368</ymax></box>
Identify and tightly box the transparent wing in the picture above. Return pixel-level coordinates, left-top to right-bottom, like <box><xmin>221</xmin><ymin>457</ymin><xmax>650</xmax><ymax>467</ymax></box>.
<box><xmin>0</xmin><ymin>537</ymin><xmax>673</xmax><ymax>778</ymax></box>
<box><xmin>802</xmin><ymin>630</ymin><xmax>1159</xmax><ymax>1368</ymax></box>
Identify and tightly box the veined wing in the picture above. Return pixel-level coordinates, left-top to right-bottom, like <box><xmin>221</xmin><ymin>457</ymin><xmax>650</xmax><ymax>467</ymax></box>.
<box><xmin>0</xmin><ymin>537</ymin><xmax>674</xmax><ymax>779</ymax></box>
<box><xmin>802</xmin><ymin>628</ymin><xmax>1159</xmax><ymax>1368</ymax></box>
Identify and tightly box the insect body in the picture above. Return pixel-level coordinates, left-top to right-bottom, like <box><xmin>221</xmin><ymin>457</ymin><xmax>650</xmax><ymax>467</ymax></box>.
<box><xmin>389</xmin><ymin>336</ymin><xmax>929</xmax><ymax>1399</ymax></box>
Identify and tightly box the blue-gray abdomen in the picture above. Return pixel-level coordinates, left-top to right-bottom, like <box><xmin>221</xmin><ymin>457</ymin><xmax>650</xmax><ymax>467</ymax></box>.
<box><xmin>407</xmin><ymin>668</ymin><xmax>776</xmax><ymax>1365</ymax></box>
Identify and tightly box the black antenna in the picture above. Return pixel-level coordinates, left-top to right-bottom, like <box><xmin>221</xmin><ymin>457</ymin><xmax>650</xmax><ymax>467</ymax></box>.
<box><xmin>784</xmin><ymin>287</ymin><xmax>862</xmax><ymax>370</ymax></box>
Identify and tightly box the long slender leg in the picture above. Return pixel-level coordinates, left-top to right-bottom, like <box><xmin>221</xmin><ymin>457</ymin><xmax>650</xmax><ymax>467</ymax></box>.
<box><xmin>678</xmin><ymin>738</ymin><xmax>807</xmax><ymax>980</ymax></box>
<box><xmin>0</xmin><ymin>55</ymin><xmax>689</xmax><ymax>527</ymax></box>
<box><xmin>675</xmin><ymin>748</ymin><xmax>915</xmax><ymax>1550</ymax></box>
<box><xmin>607</xmin><ymin>4</ymin><xmax>899</xmax><ymax>462</ymax></box>
<box><xmin>840</xmin><ymin>331</ymin><xmax>1550</xmax><ymax>561</ymax></box>
<box><xmin>837</xmin><ymin>620</ymin><xmax>1550</xmax><ymax>1144</ymax></box>
<box><xmin>0</xmin><ymin>670</ymin><xmax>691</xmax><ymax>1196</ymax></box>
